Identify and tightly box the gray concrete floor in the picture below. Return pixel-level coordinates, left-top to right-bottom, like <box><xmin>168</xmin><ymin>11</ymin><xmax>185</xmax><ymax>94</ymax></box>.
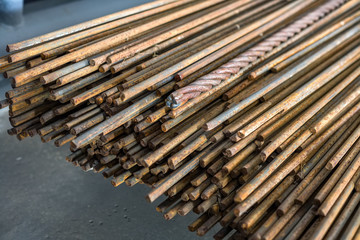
<box><xmin>0</xmin><ymin>1</ymin><xmax>219</xmax><ymax>239</ymax></box>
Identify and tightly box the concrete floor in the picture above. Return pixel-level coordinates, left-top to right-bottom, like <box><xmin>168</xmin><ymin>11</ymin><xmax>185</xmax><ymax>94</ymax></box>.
<box><xmin>0</xmin><ymin>1</ymin><xmax>218</xmax><ymax>239</ymax></box>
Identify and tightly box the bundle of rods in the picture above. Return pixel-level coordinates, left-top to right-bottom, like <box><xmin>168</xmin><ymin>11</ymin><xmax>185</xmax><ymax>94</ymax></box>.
<box><xmin>1</xmin><ymin>0</ymin><xmax>360</xmax><ymax>239</ymax></box>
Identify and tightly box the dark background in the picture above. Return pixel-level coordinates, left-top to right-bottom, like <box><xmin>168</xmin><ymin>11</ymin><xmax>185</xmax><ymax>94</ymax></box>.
<box><xmin>0</xmin><ymin>1</ymin><xmax>218</xmax><ymax>239</ymax></box>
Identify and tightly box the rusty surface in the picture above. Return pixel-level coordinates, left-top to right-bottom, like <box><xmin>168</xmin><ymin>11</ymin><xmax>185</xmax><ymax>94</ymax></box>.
<box><xmin>167</xmin><ymin>0</ymin><xmax>346</xmax><ymax>108</ymax></box>
<box><xmin>1</xmin><ymin>0</ymin><xmax>360</xmax><ymax>239</ymax></box>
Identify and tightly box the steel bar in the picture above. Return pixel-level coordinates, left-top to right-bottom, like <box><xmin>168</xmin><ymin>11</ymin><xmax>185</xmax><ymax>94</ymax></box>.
<box><xmin>1</xmin><ymin>0</ymin><xmax>360</xmax><ymax>239</ymax></box>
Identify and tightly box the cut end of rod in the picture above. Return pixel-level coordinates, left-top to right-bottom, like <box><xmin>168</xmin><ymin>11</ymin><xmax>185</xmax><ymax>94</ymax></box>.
<box><xmin>113</xmin><ymin>98</ymin><xmax>122</xmax><ymax>107</ymax></box>
<box><xmin>257</xmin><ymin>134</ymin><xmax>265</xmax><ymax>142</ymax></box>
<box><xmin>250</xmin><ymin>234</ymin><xmax>261</xmax><ymax>240</ymax></box>
<box><xmin>221</xmin><ymin>168</ymin><xmax>230</xmax><ymax>176</ymax></box>
<box><xmin>102</xmin><ymin>172</ymin><xmax>110</xmax><ymax>179</ymax></box>
<box><xmin>11</xmin><ymin>77</ymin><xmax>19</xmax><ymax>88</ymax></box>
<box><xmin>313</xmin><ymin>198</ymin><xmax>321</xmax><ymax>206</ymax></box>
<box><xmin>140</xmin><ymin>140</ymin><xmax>147</xmax><ymax>147</ymax></box>
<box><xmin>89</xmin><ymin>59</ymin><xmax>96</xmax><ymax>66</ymax></box>
<box><xmin>136</xmin><ymin>65</ymin><xmax>144</xmax><ymax>71</ymax></box>
<box><xmin>54</xmin><ymin>140</ymin><xmax>60</xmax><ymax>147</ymax></box>
<box><xmin>168</xmin><ymin>111</ymin><xmax>176</xmax><ymax>119</ymax></box>
<box><xmin>141</xmin><ymin>159</ymin><xmax>150</xmax><ymax>168</ymax></box>
<box><xmin>145</xmin><ymin>116</ymin><xmax>153</xmax><ymax>123</ymax></box>
<box><xmin>223</xmin><ymin>130</ymin><xmax>232</xmax><ymax>138</ymax></box>
<box><xmin>120</xmin><ymin>93</ymin><xmax>126</xmax><ymax>101</ymax></box>
<box><xmin>325</xmin><ymin>162</ymin><xmax>334</xmax><ymax>170</ymax></box>
<box><xmin>168</xmin><ymin>162</ymin><xmax>176</xmax><ymax>170</ymax></box>
<box><xmin>237</xmin><ymin>130</ymin><xmax>245</xmax><ymax>138</ymax></box>
<box><xmin>7</xmin><ymin>55</ymin><xmax>13</xmax><ymax>63</ymax></box>
<box><xmin>145</xmin><ymin>194</ymin><xmax>153</xmax><ymax>203</ymax></box>
<box><xmin>309</xmin><ymin>127</ymin><xmax>316</xmax><ymax>134</ymax></box>
<box><xmin>317</xmin><ymin>208</ymin><xmax>326</xmax><ymax>217</ymax></box>
<box><xmin>111</xmin><ymin>180</ymin><xmax>118</xmax><ymax>187</ymax></box>
<box><xmin>222</xmin><ymin>95</ymin><xmax>229</xmax><ymax>102</ymax></box>
<box><xmin>270</xmin><ymin>66</ymin><xmax>280</xmax><ymax>73</ymax></box>
<box><xmin>178</xmin><ymin>210</ymin><xmax>186</xmax><ymax>216</ymax></box>
<box><xmin>25</xmin><ymin>98</ymin><xmax>31</xmax><ymax>105</ymax></box>
<box><xmin>189</xmin><ymin>194</ymin><xmax>196</xmax><ymax>202</ymax></box>
<box><xmin>276</xmin><ymin>208</ymin><xmax>285</xmax><ymax>217</ymax></box>
<box><xmin>99</xmin><ymin>66</ymin><xmax>106</xmax><ymax>73</ymax></box>
<box><xmin>241</xmin><ymin>222</ymin><xmax>248</xmax><ymax>230</ymax></box>
<box><xmin>106</xmin><ymin>57</ymin><xmax>113</xmax><ymax>64</ymax></box>
<box><xmin>133</xmin><ymin>126</ymin><xmax>140</xmax><ymax>133</ymax></box>
<box><xmin>260</xmin><ymin>152</ymin><xmax>267</xmax><ymax>161</ymax></box>
<box><xmin>248</xmin><ymin>72</ymin><xmax>257</xmax><ymax>80</ymax></box>
<box><xmin>210</xmin><ymin>136</ymin><xmax>218</xmax><ymax>143</ymax></box>
<box><xmin>40</xmin><ymin>53</ymin><xmax>47</xmax><ymax>60</ymax></box>
<box><xmin>240</xmin><ymin>166</ymin><xmax>248</xmax><ymax>175</ymax></box>
<box><xmin>234</xmin><ymin>195</ymin><xmax>244</xmax><ymax>203</ymax></box>
<box><xmin>110</xmin><ymin>67</ymin><xmax>117</xmax><ymax>74</ymax></box>
<box><xmin>163</xmin><ymin>213</ymin><xmax>172</xmax><ymax>221</ymax></box>
<box><xmin>117</xmin><ymin>85</ymin><xmax>125</xmax><ymax>91</ymax></box>
<box><xmin>355</xmin><ymin>183</ymin><xmax>360</xmax><ymax>192</ymax></box>
<box><xmin>56</xmin><ymin>79</ymin><xmax>63</xmax><ymax>86</ymax></box>
<box><xmin>70</xmin><ymin>141</ymin><xmax>79</xmax><ymax>151</ymax></box>
<box><xmin>294</xmin><ymin>174</ymin><xmax>303</xmax><ymax>182</ymax></box>
<box><xmin>224</xmin><ymin>149</ymin><xmax>233</xmax><ymax>158</ymax></box>
<box><xmin>203</xmin><ymin>123</ymin><xmax>213</xmax><ymax>131</ymax></box>
<box><xmin>155</xmin><ymin>207</ymin><xmax>163</xmax><ymax>213</ymax></box>
<box><xmin>3</xmin><ymin>71</ymin><xmax>9</xmax><ymax>79</ymax></box>
<box><xmin>174</xmin><ymin>74</ymin><xmax>182</xmax><ymax>81</ymax></box>
<box><xmin>39</xmin><ymin>76</ymin><xmax>48</xmax><ymax>84</ymax></box>
<box><xmin>70</xmin><ymin>99</ymin><xmax>78</xmax><ymax>106</ymax></box>
<box><xmin>6</xmin><ymin>45</ymin><xmax>11</xmax><ymax>53</ymax></box>
<box><xmin>233</xmin><ymin>207</ymin><xmax>241</xmax><ymax>217</ymax></box>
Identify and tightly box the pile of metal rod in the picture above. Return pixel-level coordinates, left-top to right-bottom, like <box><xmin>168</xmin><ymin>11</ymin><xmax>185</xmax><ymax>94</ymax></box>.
<box><xmin>1</xmin><ymin>0</ymin><xmax>360</xmax><ymax>239</ymax></box>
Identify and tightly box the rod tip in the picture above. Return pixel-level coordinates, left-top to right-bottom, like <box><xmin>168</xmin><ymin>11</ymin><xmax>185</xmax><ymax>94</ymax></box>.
<box><xmin>233</xmin><ymin>207</ymin><xmax>241</xmax><ymax>217</ymax></box>
<box><xmin>202</xmin><ymin>123</ymin><xmax>211</xmax><ymax>131</ymax></box>
<box><xmin>89</xmin><ymin>59</ymin><xmax>96</xmax><ymax>66</ymax></box>
<box><xmin>276</xmin><ymin>208</ymin><xmax>285</xmax><ymax>217</ymax></box>
<box><xmin>10</xmin><ymin>77</ymin><xmax>17</xmax><ymax>88</ymax></box>
<box><xmin>99</xmin><ymin>66</ymin><xmax>106</xmax><ymax>73</ymax></box>
<box><xmin>234</xmin><ymin>194</ymin><xmax>244</xmax><ymax>203</ymax></box>
<box><xmin>260</xmin><ymin>152</ymin><xmax>267</xmax><ymax>161</ymax></box>
<box><xmin>237</xmin><ymin>130</ymin><xmax>245</xmax><ymax>138</ymax></box>
<box><xmin>145</xmin><ymin>195</ymin><xmax>152</xmax><ymax>203</ymax></box>
<box><xmin>69</xmin><ymin>141</ymin><xmax>78</xmax><ymax>151</ymax></box>
<box><xmin>317</xmin><ymin>208</ymin><xmax>326</xmax><ymax>217</ymax></box>
<box><xmin>325</xmin><ymin>162</ymin><xmax>334</xmax><ymax>170</ymax></box>
<box><xmin>257</xmin><ymin>134</ymin><xmax>265</xmax><ymax>142</ymax></box>
<box><xmin>40</xmin><ymin>53</ymin><xmax>46</xmax><ymax>60</ymax></box>
<box><xmin>224</xmin><ymin>149</ymin><xmax>233</xmax><ymax>158</ymax></box>
<box><xmin>111</xmin><ymin>180</ymin><xmax>118</xmax><ymax>187</ymax></box>
<box><xmin>248</xmin><ymin>72</ymin><xmax>257</xmax><ymax>80</ymax></box>
<box><xmin>241</xmin><ymin>222</ymin><xmax>248</xmax><ymax>230</ymax></box>
<box><xmin>110</xmin><ymin>67</ymin><xmax>116</xmax><ymax>74</ymax></box>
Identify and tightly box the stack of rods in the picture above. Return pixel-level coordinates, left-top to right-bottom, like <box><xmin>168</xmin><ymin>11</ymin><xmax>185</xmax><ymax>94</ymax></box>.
<box><xmin>1</xmin><ymin>0</ymin><xmax>360</xmax><ymax>239</ymax></box>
